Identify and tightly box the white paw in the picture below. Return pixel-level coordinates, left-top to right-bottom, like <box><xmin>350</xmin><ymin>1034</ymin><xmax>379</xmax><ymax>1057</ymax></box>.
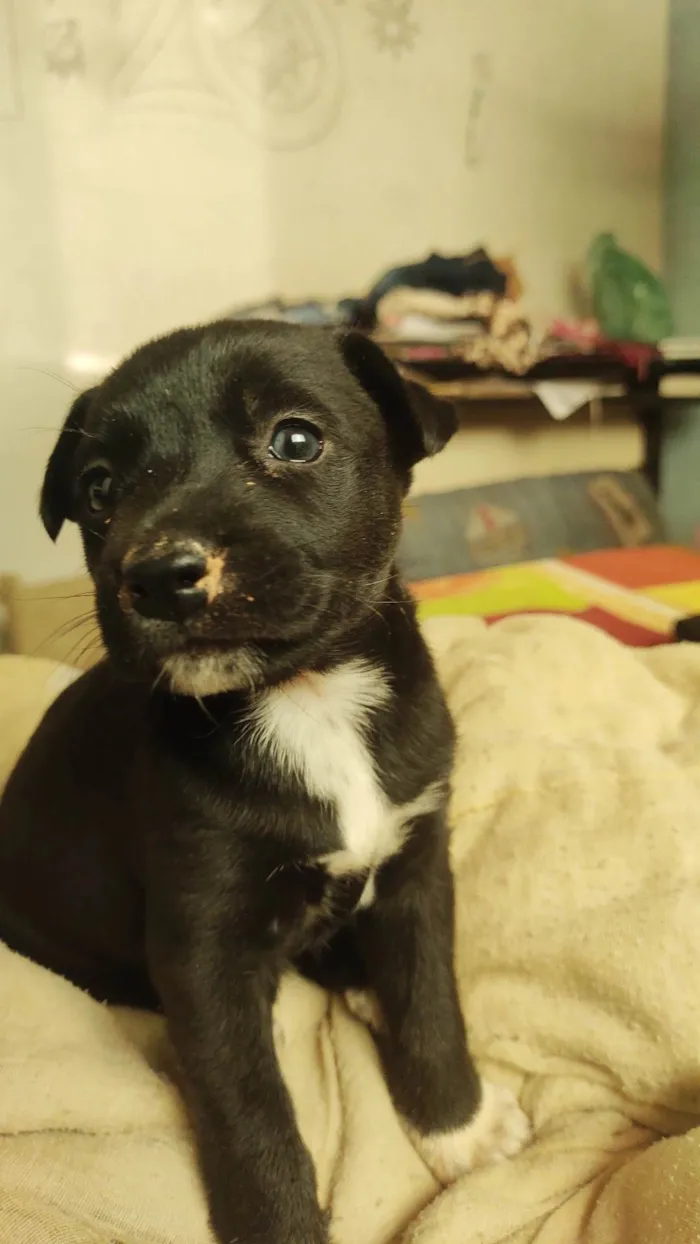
<box><xmin>407</xmin><ymin>1082</ymin><xmax>531</xmax><ymax>1184</ymax></box>
<box><xmin>344</xmin><ymin>988</ymin><xmax>383</xmax><ymax>1033</ymax></box>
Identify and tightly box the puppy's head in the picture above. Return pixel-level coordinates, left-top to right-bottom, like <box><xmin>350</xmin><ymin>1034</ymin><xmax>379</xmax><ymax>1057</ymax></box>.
<box><xmin>41</xmin><ymin>322</ymin><xmax>455</xmax><ymax>694</ymax></box>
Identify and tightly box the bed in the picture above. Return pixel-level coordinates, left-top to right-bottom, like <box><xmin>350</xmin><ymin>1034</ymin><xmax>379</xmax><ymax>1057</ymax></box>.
<box><xmin>412</xmin><ymin>544</ymin><xmax>700</xmax><ymax>647</ymax></box>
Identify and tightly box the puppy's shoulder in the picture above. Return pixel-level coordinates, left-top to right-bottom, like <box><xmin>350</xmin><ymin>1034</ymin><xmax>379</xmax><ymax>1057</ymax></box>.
<box><xmin>2</xmin><ymin>659</ymin><xmax>149</xmax><ymax>803</ymax></box>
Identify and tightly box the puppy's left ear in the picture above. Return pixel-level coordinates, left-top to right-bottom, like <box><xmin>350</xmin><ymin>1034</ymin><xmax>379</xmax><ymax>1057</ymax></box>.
<box><xmin>40</xmin><ymin>388</ymin><xmax>97</xmax><ymax>541</ymax></box>
<box><xmin>338</xmin><ymin>331</ymin><xmax>457</xmax><ymax>470</ymax></box>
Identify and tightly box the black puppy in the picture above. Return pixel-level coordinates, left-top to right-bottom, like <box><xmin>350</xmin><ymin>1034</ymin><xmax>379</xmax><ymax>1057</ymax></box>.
<box><xmin>0</xmin><ymin>322</ymin><xmax>529</xmax><ymax>1244</ymax></box>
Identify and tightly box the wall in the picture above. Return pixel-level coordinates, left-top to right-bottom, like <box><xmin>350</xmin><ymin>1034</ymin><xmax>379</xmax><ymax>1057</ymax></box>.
<box><xmin>0</xmin><ymin>0</ymin><xmax>669</xmax><ymax>582</ymax></box>
<box><xmin>661</xmin><ymin>0</ymin><xmax>700</xmax><ymax>547</ymax></box>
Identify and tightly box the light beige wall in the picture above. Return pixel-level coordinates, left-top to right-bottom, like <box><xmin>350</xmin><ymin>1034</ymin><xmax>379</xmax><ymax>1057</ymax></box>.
<box><xmin>0</xmin><ymin>0</ymin><xmax>669</xmax><ymax>581</ymax></box>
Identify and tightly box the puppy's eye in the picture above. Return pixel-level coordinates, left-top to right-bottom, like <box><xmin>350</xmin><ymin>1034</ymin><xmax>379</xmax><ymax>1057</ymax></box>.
<box><xmin>82</xmin><ymin>466</ymin><xmax>114</xmax><ymax>516</ymax></box>
<box><xmin>269</xmin><ymin>420</ymin><xmax>323</xmax><ymax>464</ymax></box>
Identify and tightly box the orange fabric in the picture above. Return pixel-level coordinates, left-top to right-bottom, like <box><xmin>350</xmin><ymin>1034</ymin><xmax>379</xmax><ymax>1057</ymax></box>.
<box><xmin>563</xmin><ymin>545</ymin><xmax>700</xmax><ymax>588</ymax></box>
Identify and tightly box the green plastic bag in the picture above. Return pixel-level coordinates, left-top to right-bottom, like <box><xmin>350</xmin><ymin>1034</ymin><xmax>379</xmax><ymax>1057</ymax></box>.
<box><xmin>587</xmin><ymin>232</ymin><xmax>673</xmax><ymax>344</ymax></box>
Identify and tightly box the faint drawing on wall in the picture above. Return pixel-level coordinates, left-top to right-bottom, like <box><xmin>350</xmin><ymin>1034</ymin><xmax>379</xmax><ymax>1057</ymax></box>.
<box><xmin>464</xmin><ymin>52</ymin><xmax>492</xmax><ymax>168</ymax></box>
<box><xmin>99</xmin><ymin>0</ymin><xmax>343</xmax><ymax>150</ymax></box>
<box><xmin>366</xmin><ymin>0</ymin><xmax>419</xmax><ymax>58</ymax></box>
<box><xmin>0</xmin><ymin>0</ymin><xmax>20</xmax><ymax>118</ymax></box>
<box><xmin>45</xmin><ymin>18</ymin><xmax>86</xmax><ymax>78</ymax></box>
<box><xmin>195</xmin><ymin>0</ymin><xmax>342</xmax><ymax>147</ymax></box>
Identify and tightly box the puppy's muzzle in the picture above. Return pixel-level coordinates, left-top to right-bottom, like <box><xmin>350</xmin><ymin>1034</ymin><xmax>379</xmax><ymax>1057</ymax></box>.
<box><xmin>121</xmin><ymin>543</ymin><xmax>222</xmax><ymax>623</ymax></box>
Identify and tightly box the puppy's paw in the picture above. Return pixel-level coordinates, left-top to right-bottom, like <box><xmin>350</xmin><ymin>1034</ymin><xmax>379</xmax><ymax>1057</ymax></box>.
<box><xmin>407</xmin><ymin>1082</ymin><xmax>531</xmax><ymax>1184</ymax></box>
<box><xmin>344</xmin><ymin>988</ymin><xmax>383</xmax><ymax>1033</ymax></box>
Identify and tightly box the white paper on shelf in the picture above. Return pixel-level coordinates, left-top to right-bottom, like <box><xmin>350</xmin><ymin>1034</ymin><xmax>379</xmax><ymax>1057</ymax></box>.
<box><xmin>659</xmin><ymin>337</ymin><xmax>700</xmax><ymax>360</ymax></box>
<box><xmin>533</xmin><ymin>381</ymin><xmax>605</xmax><ymax>421</ymax></box>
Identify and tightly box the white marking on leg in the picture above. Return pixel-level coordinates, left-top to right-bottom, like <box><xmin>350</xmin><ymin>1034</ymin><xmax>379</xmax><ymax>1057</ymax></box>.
<box><xmin>344</xmin><ymin>988</ymin><xmax>383</xmax><ymax>1033</ymax></box>
<box><xmin>356</xmin><ymin>871</ymin><xmax>376</xmax><ymax>908</ymax></box>
<box><xmin>406</xmin><ymin>1082</ymin><xmax>531</xmax><ymax>1184</ymax></box>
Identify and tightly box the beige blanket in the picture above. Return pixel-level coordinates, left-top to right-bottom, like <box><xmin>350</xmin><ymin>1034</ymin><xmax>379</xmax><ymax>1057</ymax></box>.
<box><xmin>2</xmin><ymin>615</ymin><xmax>700</xmax><ymax>1244</ymax></box>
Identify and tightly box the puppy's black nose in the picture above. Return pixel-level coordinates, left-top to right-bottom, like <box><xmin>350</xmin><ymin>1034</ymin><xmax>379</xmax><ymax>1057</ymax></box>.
<box><xmin>122</xmin><ymin>549</ymin><xmax>209</xmax><ymax>622</ymax></box>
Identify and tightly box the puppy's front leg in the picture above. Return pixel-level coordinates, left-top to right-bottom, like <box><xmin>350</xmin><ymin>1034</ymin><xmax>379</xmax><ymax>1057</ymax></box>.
<box><xmin>147</xmin><ymin>906</ymin><xmax>327</xmax><ymax>1244</ymax></box>
<box><xmin>353</xmin><ymin>814</ymin><xmax>530</xmax><ymax>1184</ymax></box>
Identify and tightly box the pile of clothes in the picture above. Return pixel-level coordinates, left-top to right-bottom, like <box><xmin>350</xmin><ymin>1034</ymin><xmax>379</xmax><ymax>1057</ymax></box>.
<box><xmin>229</xmin><ymin>247</ymin><xmax>549</xmax><ymax>376</ymax></box>
<box><xmin>229</xmin><ymin>237</ymin><xmax>672</xmax><ymax>380</ymax></box>
<box><xmin>343</xmin><ymin>248</ymin><xmax>551</xmax><ymax>376</ymax></box>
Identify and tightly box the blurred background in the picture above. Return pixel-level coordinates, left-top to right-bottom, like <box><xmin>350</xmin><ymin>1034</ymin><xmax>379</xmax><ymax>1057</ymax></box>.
<box><xmin>2</xmin><ymin>0</ymin><xmax>700</xmax><ymax>658</ymax></box>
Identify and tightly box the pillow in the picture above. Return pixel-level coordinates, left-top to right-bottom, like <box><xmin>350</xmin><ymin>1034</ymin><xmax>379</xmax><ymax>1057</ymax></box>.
<box><xmin>399</xmin><ymin>469</ymin><xmax>665</xmax><ymax>582</ymax></box>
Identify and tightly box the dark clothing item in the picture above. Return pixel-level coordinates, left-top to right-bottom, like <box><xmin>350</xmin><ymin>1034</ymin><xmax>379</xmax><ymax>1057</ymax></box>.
<box><xmin>342</xmin><ymin>249</ymin><xmax>507</xmax><ymax>328</ymax></box>
<box><xmin>675</xmin><ymin>615</ymin><xmax>700</xmax><ymax>643</ymax></box>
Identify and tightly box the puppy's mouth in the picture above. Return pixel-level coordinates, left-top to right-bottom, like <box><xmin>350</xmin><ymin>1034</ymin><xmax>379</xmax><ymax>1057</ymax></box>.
<box><xmin>181</xmin><ymin>637</ymin><xmax>244</xmax><ymax>654</ymax></box>
<box><xmin>96</xmin><ymin>560</ymin><xmax>352</xmax><ymax>695</ymax></box>
<box><xmin>161</xmin><ymin>645</ymin><xmax>262</xmax><ymax>697</ymax></box>
<box><xmin>158</xmin><ymin>630</ymin><xmax>320</xmax><ymax>697</ymax></box>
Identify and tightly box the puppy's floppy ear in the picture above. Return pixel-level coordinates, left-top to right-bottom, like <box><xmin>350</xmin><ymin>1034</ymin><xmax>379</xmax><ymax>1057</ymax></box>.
<box><xmin>40</xmin><ymin>388</ymin><xmax>97</xmax><ymax>541</ymax></box>
<box><xmin>338</xmin><ymin>330</ymin><xmax>457</xmax><ymax>470</ymax></box>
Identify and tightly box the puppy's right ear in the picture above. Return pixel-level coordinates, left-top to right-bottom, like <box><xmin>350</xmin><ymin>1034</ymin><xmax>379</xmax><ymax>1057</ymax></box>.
<box><xmin>40</xmin><ymin>388</ymin><xmax>97</xmax><ymax>541</ymax></box>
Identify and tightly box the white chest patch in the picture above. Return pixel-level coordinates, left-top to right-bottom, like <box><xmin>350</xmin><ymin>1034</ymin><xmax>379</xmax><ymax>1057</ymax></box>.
<box><xmin>248</xmin><ymin>659</ymin><xmax>442</xmax><ymax>879</ymax></box>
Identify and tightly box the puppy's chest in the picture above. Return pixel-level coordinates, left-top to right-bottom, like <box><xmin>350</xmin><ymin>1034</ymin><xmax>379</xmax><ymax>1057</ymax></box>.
<box><xmin>249</xmin><ymin>661</ymin><xmax>438</xmax><ymax>879</ymax></box>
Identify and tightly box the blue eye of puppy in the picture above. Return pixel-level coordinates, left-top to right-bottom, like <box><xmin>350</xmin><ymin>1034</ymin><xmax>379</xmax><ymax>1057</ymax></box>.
<box><xmin>81</xmin><ymin>465</ymin><xmax>114</xmax><ymax>516</ymax></box>
<box><xmin>268</xmin><ymin>420</ymin><xmax>323</xmax><ymax>464</ymax></box>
